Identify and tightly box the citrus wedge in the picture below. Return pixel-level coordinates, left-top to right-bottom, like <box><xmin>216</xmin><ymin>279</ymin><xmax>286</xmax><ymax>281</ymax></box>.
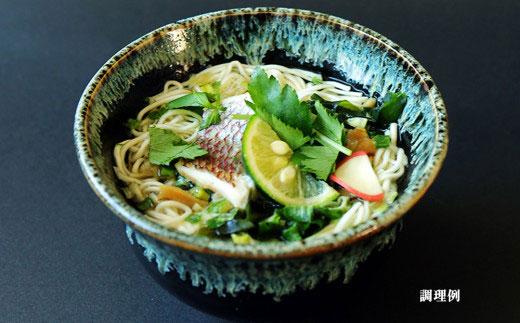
<box><xmin>242</xmin><ymin>116</ymin><xmax>338</xmax><ymax>206</ymax></box>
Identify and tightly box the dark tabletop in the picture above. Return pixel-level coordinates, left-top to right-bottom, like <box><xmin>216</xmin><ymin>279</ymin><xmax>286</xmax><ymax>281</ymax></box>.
<box><xmin>1</xmin><ymin>0</ymin><xmax>519</xmax><ymax>322</ymax></box>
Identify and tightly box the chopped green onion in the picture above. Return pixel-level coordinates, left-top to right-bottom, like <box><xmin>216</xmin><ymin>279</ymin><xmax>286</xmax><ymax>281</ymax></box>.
<box><xmin>207</xmin><ymin>199</ymin><xmax>233</xmax><ymax>214</ymax></box>
<box><xmin>206</xmin><ymin>209</ymin><xmax>237</xmax><ymax>229</ymax></box>
<box><xmin>158</xmin><ymin>165</ymin><xmax>175</xmax><ymax>178</ymax></box>
<box><xmin>282</xmin><ymin>223</ymin><xmax>302</xmax><ymax>241</ymax></box>
<box><xmin>214</xmin><ymin>219</ymin><xmax>254</xmax><ymax>235</ymax></box>
<box><xmin>311</xmin><ymin>76</ymin><xmax>323</xmax><ymax>85</ymax></box>
<box><xmin>189</xmin><ymin>186</ymin><xmax>210</xmax><ymax>201</ymax></box>
<box><xmin>136</xmin><ymin>197</ymin><xmax>154</xmax><ymax>211</ymax></box>
<box><xmin>185</xmin><ymin>213</ymin><xmax>202</xmax><ymax>224</ymax></box>
<box><xmin>175</xmin><ymin>175</ymin><xmax>192</xmax><ymax>189</ymax></box>
<box><xmin>258</xmin><ymin>212</ymin><xmax>284</xmax><ymax>235</ymax></box>
<box><xmin>231</xmin><ymin>232</ymin><xmax>255</xmax><ymax>244</ymax></box>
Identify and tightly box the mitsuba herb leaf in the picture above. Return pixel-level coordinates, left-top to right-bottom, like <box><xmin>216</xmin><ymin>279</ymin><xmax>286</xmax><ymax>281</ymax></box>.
<box><xmin>252</xmin><ymin>104</ymin><xmax>309</xmax><ymax>150</ymax></box>
<box><xmin>372</xmin><ymin>134</ymin><xmax>391</xmax><ymax>148</ymax></box>
<box><xmin>312</xmin><ymin>101</ymin><xmax>351</xmax><ymax>156</ymax></box>
<box><xmin>314</xmin><ymin>101</ymin><xmax>343</xmax><ymax>144</ymax></box>
<box><xmin>148</xmin><ymin>127</ymin><xmax>207</xmax><ymax>165</ymax></box>
<box><xmin>337</xmin><ymin>99</ymin><xmax>363</xmax><ymax>112</ymax></box>
<box><xmin>167</xmin><ymin>145</ymin><xmax>207</xmax><ymax>161</ymax></box>
<box><xmin>166</xmin><ymin>92</ymin><xmax>213</xmax><ymax>109</ymax></box>
<box><xmin>269</xmin><ymin>115</ymin><xmax>310</xmax><ymax>150</ymax></box>
<box><xmin>377</xmin><ymin>92</ymin><xmax>407</xmax><ymax>125</ymax></box>
<box><xmin>292</xmin><ymin>145</ymin><xmax>338</xmax><ymax>180</ymax></box>
<box><xmin>247</xmin><ymin>68</ymin><xmax>313</xmax><ymax>135</ymax></box>
<box><xmin>148</xmin><ymin>92</ymin><xmax>211</xmax><ymax>120</ymax></box>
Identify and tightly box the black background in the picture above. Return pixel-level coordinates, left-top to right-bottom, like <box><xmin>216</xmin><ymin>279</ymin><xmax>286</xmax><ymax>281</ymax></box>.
<box><xmin>1</xmin><ymin>0</ymin><xmax>519</xmax><ymax>322</ymax></box>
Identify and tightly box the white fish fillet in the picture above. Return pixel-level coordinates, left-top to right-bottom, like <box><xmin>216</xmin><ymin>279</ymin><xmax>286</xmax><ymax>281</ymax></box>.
<box><xmin>177</xmin><ymin>93</ymin><xmax>255</xmax><ymax>208</ymax></box>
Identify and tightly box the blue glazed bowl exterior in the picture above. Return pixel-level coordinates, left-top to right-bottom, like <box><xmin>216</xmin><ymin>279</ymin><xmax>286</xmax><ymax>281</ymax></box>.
<box><xmin>74</xmin><ymin>8</ymin><xmax>448</xmax><ymax>299</ymax></box>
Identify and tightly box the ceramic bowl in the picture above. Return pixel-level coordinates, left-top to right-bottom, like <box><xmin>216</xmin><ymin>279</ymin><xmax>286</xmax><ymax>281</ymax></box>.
<box><xmin>74</xmin><ymin>7</ymin><xmax>448</xmax><ymax>299</ymax></box>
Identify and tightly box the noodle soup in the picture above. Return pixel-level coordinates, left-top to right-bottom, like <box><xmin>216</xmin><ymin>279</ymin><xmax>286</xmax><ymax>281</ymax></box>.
<box><xmin>114</xmin><ymin>61</ymin><xmax>408</xmax><ymax>242</ymax></box>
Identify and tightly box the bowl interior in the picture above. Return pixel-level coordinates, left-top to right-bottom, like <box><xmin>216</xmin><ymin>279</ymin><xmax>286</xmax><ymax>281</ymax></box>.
<box><xmin>75</xmin><ymin>8</ymin><xmax>447</xmax><ymax>258</ymax></box>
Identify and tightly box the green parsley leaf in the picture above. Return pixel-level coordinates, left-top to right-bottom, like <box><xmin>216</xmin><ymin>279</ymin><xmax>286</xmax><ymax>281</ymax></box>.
<box><xmin>372</xmin><ymin>134</ymin><xmax>391</xmax><ymax>148</ymax></box>
<box><xmin>378</xmin><ymin>92</ymin><xmax>407</xmax><ymax>125</ymax></box>
<box><xmin>248</xmin><ymin>68</ymin><xmax>313</xmax><ymax>135</ymax></box>
<box><xmin>136</xmin><ymin>197</ymin><xmax>154</xmax><ymax>211</ymax></box>
<box><xmin>148</xmin><ymin>127</ymin><xmax>207</xmax><ymax>165</ymax></box>
<box><xmin>292</xmin><ymin>145</ymin><xmax>338</xmax><ymax>180</ymax></box>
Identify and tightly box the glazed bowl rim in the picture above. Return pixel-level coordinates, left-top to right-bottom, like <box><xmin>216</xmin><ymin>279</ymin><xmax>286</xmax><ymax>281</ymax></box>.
<box><xmin>74</xmin><ymin>7</ymin><xmax>448</xmax><ymax>260</ymax></box>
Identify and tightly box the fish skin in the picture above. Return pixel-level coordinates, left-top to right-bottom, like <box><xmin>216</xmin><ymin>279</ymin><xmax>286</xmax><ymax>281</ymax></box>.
<box><xmin>185</xmin><ymin>93</ymin><xmax>253</xmax><ymax>182</ymax></box>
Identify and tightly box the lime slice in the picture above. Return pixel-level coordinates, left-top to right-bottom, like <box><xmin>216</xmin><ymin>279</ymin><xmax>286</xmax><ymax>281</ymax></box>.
<box><xmin>242</xmin><ymin>116</ymin><xmax>338</xmax><ymax>206</ymax></box>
